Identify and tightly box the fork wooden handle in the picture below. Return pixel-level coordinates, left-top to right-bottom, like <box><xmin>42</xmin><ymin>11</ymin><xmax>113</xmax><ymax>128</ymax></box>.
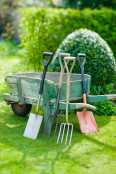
<box><xmin>64</xmin><ymin>57</ymin><xmax>76</xmax><ymax>102</ymax></box>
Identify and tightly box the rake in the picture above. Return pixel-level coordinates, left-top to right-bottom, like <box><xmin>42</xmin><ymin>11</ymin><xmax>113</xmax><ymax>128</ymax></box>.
<box><xmin>42</xmin><ymin>53</ymin><xmax>70</xmax><ymax>140</ymax></box>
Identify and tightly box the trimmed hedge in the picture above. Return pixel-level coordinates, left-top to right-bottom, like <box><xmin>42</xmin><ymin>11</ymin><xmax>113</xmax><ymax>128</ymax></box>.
<box><xmin>19</xmin><ymin>7</ymin><xmax>116</xmax><ymax>71</ymax></box>
<box><xmin>50</xmin><ymin>29</ymin><xmax>116</xmax><ymax>86</ymax></box>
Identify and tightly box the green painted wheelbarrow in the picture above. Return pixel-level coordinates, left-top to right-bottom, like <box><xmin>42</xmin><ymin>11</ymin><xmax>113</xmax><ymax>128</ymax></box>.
<box><xmin>3</xmin><ymin>72</ymin><xmax>116</xmax><ymax>132</ymax></box>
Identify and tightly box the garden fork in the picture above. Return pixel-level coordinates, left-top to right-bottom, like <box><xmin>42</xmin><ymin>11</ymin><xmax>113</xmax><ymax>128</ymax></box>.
<box><xmin>57</xmin><ymin>56</ymin><xmax>76</xmax><ymax>145</ymax></box>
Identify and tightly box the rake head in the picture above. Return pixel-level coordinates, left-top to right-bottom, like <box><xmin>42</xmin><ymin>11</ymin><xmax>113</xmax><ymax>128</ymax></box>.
<box><xmin>42</xmin><ymin>113</ymin><xmax>64</xmax><ymax>141</ymax></box>
<box><xmin>57</xmin><ymin>122</ymin><xmax>73</xmax><ymax>145</ymax></box>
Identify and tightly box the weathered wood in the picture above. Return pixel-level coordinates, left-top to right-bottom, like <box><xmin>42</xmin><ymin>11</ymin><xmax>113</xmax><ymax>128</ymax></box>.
<box><xmin>3</xmin><ymin>93</ymin><xmax>18</xmax><ymax>102</ymax></box>
<box><xmin>87</xmin><ymin>95</ymin><xmax>107</xmax><ymax>102</ymax></box>
<box><xmin>57</xmin><ymin>102</ymin><xmax>96</xmax><ymax>111</ymax></box>
<box><xmin>42</xmin><ymin>81</ymin><xmax>52</xmax><ymax>133</ymax></box>
<box><xmin>87</xmin><ymin>94</ymin><xmax>116</xmax><ymax>102</ymax></box>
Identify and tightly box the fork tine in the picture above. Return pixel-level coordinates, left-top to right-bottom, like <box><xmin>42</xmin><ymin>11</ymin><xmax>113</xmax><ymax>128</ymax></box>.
<box><xmin>57</xmin><ymin>123</ymin><xmax>63</xmax><ymax>144</ymax></box>
<box><xmin>53</xmin><ymin>115</ymin><xmax>59</xmax><ymax>141</ymax></box>
<box><xmin>61</xmin><ymin>123</ymin><xmax>66</xmax><ymax>144</ymax></box>
<box><xmin>65</xmin><ymin>124</ymin><xmax>69</xmax><ymax>145</ymax></box>
<box><xmin>57</xmin><ymin>123</ymin><xmax>73</xmax><ymax>145</ymax></box>
<box><xmin>69</xmin><ymin>124</ymin><xmax>73</xmax><ymax>145</ymax></box>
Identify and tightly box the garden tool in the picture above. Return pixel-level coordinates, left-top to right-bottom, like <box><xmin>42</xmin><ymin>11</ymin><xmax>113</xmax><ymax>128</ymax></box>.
<box><xmin>23</xmin><ymin>52</ymin><xmax>53</xmax><ymax>139</ymax></box>
<box><xmin>76</xmin><ymin>53</ymin><xmax>99</xmax><ymax>133</ymax></box>
<box><xmin>42</xmin><ymin>53</ymin><xmax>70</xmax><ymax>141</ymax></box>
<box><xmin>57</xmin><ymin>56</ymin><xmax>76</xmax><ymax>145</ymax></box>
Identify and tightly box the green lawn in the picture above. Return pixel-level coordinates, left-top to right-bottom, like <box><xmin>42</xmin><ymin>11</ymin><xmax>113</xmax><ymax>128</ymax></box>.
<box><xmin>0</xmin><ymin>55</ymin><xmax>116</xmax><ymax>174</ymax></box>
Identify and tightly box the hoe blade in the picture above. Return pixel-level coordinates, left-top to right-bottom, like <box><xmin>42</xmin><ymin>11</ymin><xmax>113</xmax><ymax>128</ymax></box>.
<box><xmin>77</xmin><ymin>111</ymin><xmax>99</xmax><ymax>133</ymax></box>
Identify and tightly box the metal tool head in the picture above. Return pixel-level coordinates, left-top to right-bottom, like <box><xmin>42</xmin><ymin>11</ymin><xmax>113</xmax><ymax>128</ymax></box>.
<box><xmin>77</xmin><ymin>111</ymin><xmax>99</xmax><ymax>133</ymax></box>
<box><xmin>23</xmin><ymin>113</ymin><xmax>43</xmax><ymax>139</ymax></box>
<box><xmin>57</xmin><ymin>122</ymin><xmax>73</xmax><ymax>145</ymax></box>
<box><xmin>42</xmin><ymin>113</ymin><xmax>64</xmax><ymax>141</ymax></box>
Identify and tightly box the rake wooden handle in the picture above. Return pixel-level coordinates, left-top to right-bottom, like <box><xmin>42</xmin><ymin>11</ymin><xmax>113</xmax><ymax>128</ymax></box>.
<box><xmin>64</xmin><ymin>57</ymin><xmax>76</xmax><ymax>102</ymax></box>
<box><xmin>59</xmin><ymin>53</ymin><xmax>70</xmax><ymax>88</ymax></box>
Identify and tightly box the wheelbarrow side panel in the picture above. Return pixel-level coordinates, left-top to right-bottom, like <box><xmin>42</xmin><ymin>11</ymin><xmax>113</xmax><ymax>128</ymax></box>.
<box><xmin>5</xmin><ymin>76</ymin><xmax>18</xmax><ymax>95</ymax></box>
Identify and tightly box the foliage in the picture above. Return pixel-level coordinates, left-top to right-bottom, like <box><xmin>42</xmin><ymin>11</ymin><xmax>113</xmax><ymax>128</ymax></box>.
<box><xmin>19</xmin><ymin>8</ymin><xmax>47</xmax><ymax>71</ymax></box>
<box><xmin>19</xmin><ymin>7</ymin><xmax>116</xmax><ymax>72</ymax></box>
<box><xmin>91</xmin><ymin>101</ymin><xmax>116</xmax><ymax>116</ymax></box>
<box><xmin>61</xmin><ymin>0</ymin><xmax>116</xmax><ymax>10</ymax></box>
<box><xmin>79</xmin><ymin>0</ymin><xmax>116</xmax><ymax>10</ymax></box>
<box><xmin>90</xmin><ymin>83</ymin><xmax>116</xmax><ymax>95</ymax></box>
<box><xmin>0</xmin><ymin>39</ymin><xmax>20</xmax><ymax>56</ymax></box>
<box><xmin>50</xmin><ymin>29</ymin><xmax>116</xmax><ymax>86</ymax></box>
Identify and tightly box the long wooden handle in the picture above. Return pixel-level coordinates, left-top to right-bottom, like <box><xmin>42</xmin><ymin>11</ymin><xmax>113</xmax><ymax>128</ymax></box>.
<box><xmin>54</xmin><ymin>53</ymin><xmax>70</xmax><ymax>113</ymax></box>
<box><xmin>59</xmin><ymin>53</ymin><xmax>70</xmax><ymax>88</ymax></box>
<box><xmin>64</xmin><ymin>57</ymin><xmax>76</xmax><ymax>102</ymax></box>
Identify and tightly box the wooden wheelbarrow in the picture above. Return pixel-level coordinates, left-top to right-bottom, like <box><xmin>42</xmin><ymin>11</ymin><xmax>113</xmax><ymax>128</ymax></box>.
<box><xmin>3</xmin><ymin>72</ymin><xmax>116</xmax><ymax>133</ymax></box>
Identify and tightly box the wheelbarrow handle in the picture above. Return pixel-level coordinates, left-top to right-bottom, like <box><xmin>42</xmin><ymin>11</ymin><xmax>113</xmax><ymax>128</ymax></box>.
<box><xmin>39</xmin><ymin>52</ymin><xmax>53</xmax><ymax>95</ymax></box>
<box><xmin>64</xmin><ymin>57</ymin><xmax>76</xmax><ymax>102</ymax></box>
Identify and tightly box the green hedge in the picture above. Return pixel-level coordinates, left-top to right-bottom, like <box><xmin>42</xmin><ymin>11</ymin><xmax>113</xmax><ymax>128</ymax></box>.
<box><xmin>19</xmin><ymin>7</ymin><xmax>116</xmax><ymax>71</ymax></box>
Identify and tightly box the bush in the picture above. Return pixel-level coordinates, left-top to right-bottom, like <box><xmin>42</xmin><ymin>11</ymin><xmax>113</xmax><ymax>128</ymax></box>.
<box><xmin>50</xmin><ymin>29</ymin><xmax>116</xmax><ymax>86</ymax></box>
<box><xmin>19</xmin><ymin>7</ymin><xmax>116</xmax><ymax>71</ymax></box>
<box><xmin>91</xmin><ymin>101</ymin><xmax>116</xmax><ymax>116</ymax></box>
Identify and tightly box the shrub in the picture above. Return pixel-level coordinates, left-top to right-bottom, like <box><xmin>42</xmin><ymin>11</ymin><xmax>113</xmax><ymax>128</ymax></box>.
<box><xmin>19</xmin><ymin>7</ymin><xmax>116</xmax><ymax>71</ymax></box>
<box><xmin>50</xmin><ymin>29</ymin><xmax>116</xmax><ymax>86</ymax></box>
<box><xmin>91</xmin><ymin>101</ymin><xmax>116</xmax><ymax>116</ymax></box>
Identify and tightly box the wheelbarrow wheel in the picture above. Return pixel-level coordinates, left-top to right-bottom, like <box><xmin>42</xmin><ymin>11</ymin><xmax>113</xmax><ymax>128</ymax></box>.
<box><xmin>11</xmin><ymin>103</ymin><xmax>32</xmax><ymax>117</ymax></box>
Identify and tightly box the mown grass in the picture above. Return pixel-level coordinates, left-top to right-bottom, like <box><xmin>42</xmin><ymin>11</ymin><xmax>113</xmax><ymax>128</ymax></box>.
<box><xmin>0</xmin><ymin>43</ymin><xmax>116</xmax><ymax>174</ymax></box>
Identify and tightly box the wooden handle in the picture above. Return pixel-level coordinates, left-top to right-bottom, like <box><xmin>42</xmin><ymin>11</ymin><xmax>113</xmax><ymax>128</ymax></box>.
<box><xmin>64</xmin><ymin>57</ymin><xmax>76</xmax><ymax>101</ymax></box>
<box><xmin>59</xmin><ymin>53</ymin><xmax>70</xmax><ymax>88</ymax></box>
<box><xmin>75</xmin><ymin>103</ymin><xmax>97</xmax><ymax>111</ymax></box>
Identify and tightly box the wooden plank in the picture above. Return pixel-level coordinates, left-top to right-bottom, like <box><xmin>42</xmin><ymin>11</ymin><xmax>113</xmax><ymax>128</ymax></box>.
<box><xmin>51</xmin><ymin>101</ymin><xmax>96</xmax><ymax>110</ymax></box>
<box><xmin>25</xmin><ymin>97</ymin><xmax>44</xmax><ymax>107</ymax></box>
<box><xmin>87</xmin><ymin>95</ymin><xmax>107</xmax><ymax>102</ymax></box>
<box><xmin>87</xmin><ymin>94</ymin><xmax>116</xmax><ymax>102</ymax></box>
<box><xmin>3</xmin><ymin>93</ymin><xmax>18</xmax><ymax>102</ymax></box>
